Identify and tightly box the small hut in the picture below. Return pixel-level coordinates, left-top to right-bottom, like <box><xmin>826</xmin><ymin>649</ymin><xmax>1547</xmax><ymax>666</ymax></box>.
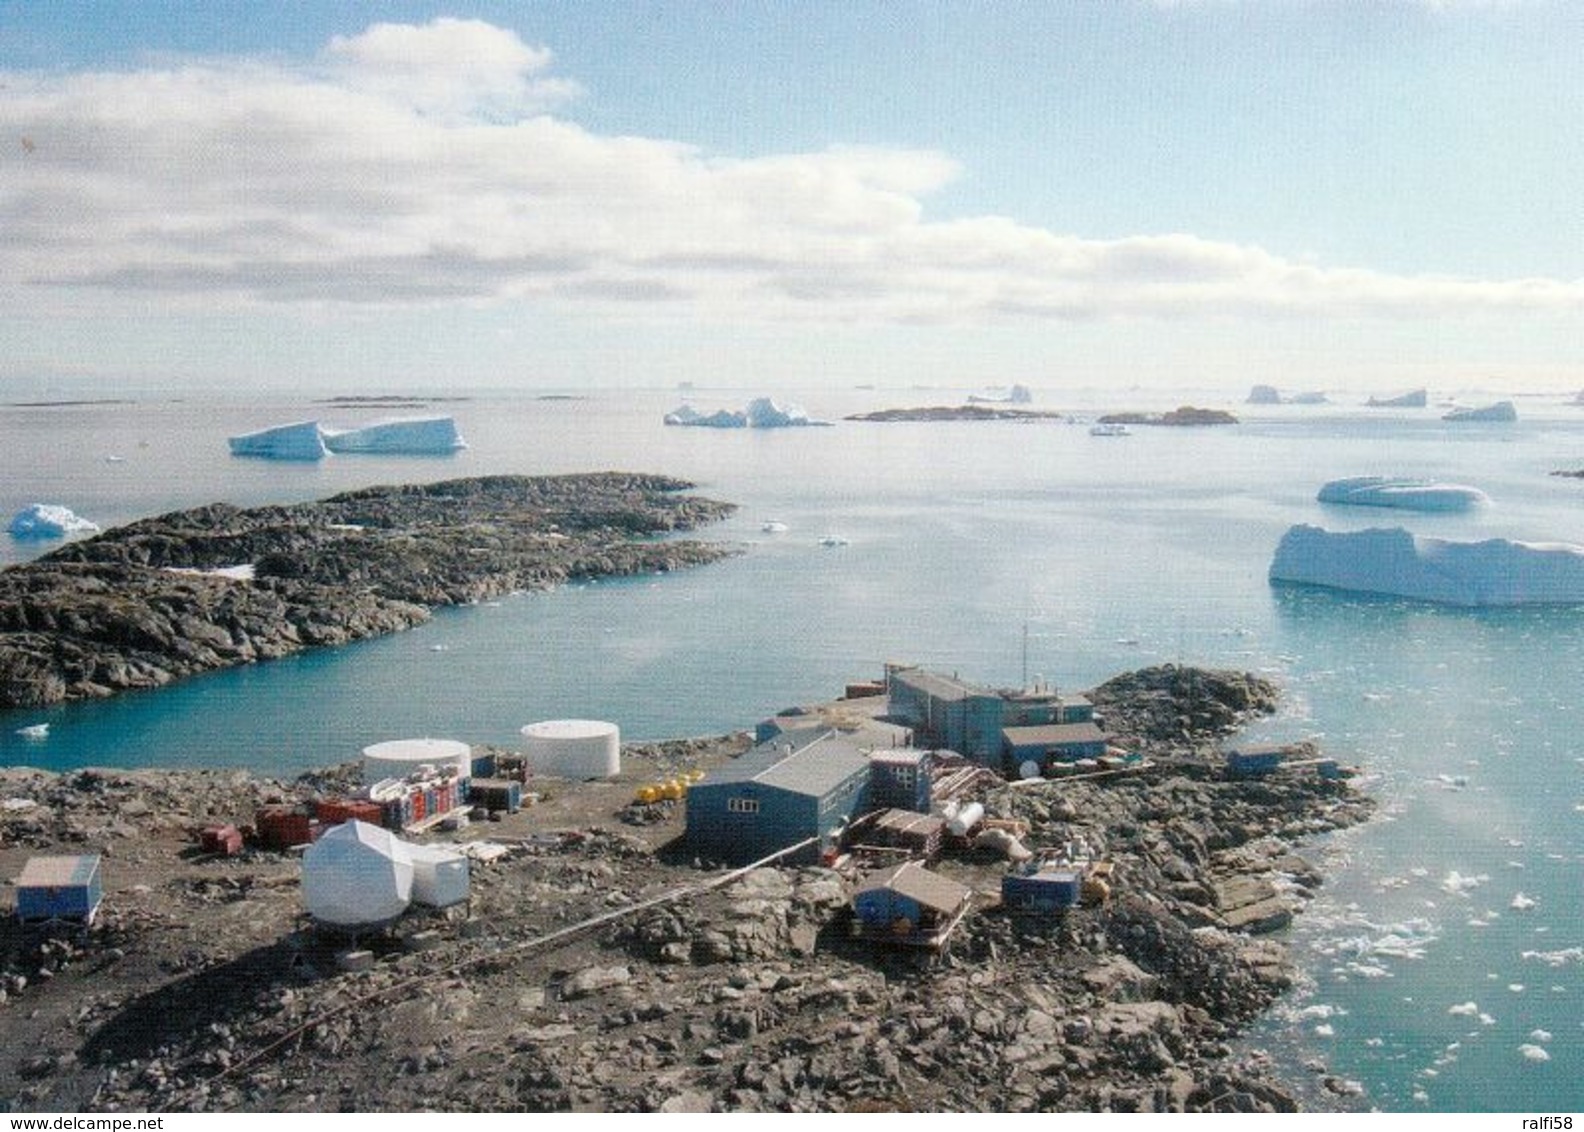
<box><xmin>852</xmin><ymin>861</ymin><xmax>973</xmax><ymax>949</ymax></box>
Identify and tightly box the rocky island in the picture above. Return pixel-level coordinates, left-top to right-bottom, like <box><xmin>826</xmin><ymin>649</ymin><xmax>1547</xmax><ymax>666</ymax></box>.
<box><xmin>0</xmin><ymin>665</ymin><xmax>1372</xmax><ymax>1113</ymax></box>
<box><xmin>846</xmin><ymin>406</ymin><xmax>1065</xmax><ymax>423</ymax></box>
<box><xmin>0</xmin><ymin>474</ymin><xmax>737</xmax><ymax>709</ymax></box>
<box><xmin>1095</xmin><ymin>406</ymin><xmax>1238</xmax><ymax>427</ymax></box>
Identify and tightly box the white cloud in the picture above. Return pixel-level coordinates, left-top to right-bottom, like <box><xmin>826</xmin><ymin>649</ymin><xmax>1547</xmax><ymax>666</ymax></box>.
<box><xmin>2</xmin><ymin>20</ymin><xmax>1582</xmax><ymax>328</ymax></box>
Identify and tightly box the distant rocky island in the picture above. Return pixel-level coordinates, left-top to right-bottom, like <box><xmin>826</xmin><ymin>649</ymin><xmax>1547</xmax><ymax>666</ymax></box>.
<box><xmin>1096</xmin><ymin>406</ymin><xmax>1238</xmax><ymax>427</ymax></box>
<box><xmin>847</xmin><ymin>405</ymin><xmax>1064</xmax><ymax>423</ymax></box>
<box><xmin>0</xmin><ymin>474</ymin><xmax>737</xmax><ymax>708</ymax></box>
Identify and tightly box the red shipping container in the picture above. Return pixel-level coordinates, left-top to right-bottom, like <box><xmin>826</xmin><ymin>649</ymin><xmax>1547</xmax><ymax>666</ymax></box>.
<box><xmin>411</xmin><ymin>790</ymin><xmax>427</xmax><ymax>823</ymax></box>
<box><xmin>256</xmin><ymin>807</ymin><xmax>313</xmax><ymax>849</ymax></box>
<box><xmin>314</xmin><ymin>799</ymin><xmax>355</xmax><ymax>825</ymax></box>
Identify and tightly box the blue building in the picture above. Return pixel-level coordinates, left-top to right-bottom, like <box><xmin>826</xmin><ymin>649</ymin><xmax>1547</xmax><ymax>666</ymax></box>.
<box><xmin>686</xmin><ymin>728</ymin><xmax>873</xmax><ymax>865</ymax></box>
<box><xmin>884</xmin><ymin>664</ymin><xmax>1097</xmax><ymax>774</ymax></box>
<box><xmin>14</xmin><ymin>854</ymin><xmax>103</xmax><ymax>924</ymax></box>
<box><xmin>1002</xmin><ymin>722</ymin><xmax>1112</xmax><ymax>771</ymax></box>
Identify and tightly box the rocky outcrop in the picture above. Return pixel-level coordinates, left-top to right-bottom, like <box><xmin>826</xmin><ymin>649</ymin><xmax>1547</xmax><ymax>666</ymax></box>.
<box><xmin>846</xmin><ymin>406</ymin><xmax>1064</xmax><ymax>422</ymax></box>
<box><xmin>1096</xmin><ymin>407</ymin><xmax>1238</xmax><ymax>427</ymax></box>
<box><xmin>1089</xmin><ymin>664</ymin><xmax>1281</xmax><ymax>755</ymax></box>
<box><xmin>0</xmin><ymin>474</ymin><xmax>737</xmax><ymax>707</ymax></box>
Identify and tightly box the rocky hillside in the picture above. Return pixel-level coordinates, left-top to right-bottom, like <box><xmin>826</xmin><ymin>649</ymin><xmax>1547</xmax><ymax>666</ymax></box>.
<box><xmin>0</xmin><ymin>474</ymin><xmax>737</xmax><ymax>708</ymax></box>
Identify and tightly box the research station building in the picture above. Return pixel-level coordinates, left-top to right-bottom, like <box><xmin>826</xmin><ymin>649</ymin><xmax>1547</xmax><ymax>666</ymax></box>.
<box><xmin>685</xmin><ymin>728</ymin><xmax>873</xmax><ymax>865</ymax></box>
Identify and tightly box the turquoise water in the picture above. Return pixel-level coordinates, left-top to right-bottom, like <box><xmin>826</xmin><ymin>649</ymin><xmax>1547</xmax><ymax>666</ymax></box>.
<box><xmin>3</xmin><ymin>387</ymin><xmax>1583</xmax><ymax>1110</ymax></box>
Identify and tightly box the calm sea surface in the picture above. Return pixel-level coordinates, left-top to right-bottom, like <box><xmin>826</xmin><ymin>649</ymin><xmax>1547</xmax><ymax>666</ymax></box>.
<box><xmin>3</xmin><ymin>386</ymin><xmax>1582</xmax><ymax>1111</ymax></box>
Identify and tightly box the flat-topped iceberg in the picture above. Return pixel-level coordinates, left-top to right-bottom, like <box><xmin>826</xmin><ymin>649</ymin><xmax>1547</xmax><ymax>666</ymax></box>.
<box><xmin>228</xmin><ymin>420</ymin><xmax>328</xmax><ymax>460</ymax></box>
<box><xmin>1366</xmin><ymin>388</ymin><xmax>1428</xmax><ymax>409</ymax></box>
<box><xmin>8</xmin><ymin>504</ymin><xmax>100</xmax><ymax>538</ymax></box>
<box><xmin>1443</xmin><ymin>401</ymin><xmax>1517</xmax><ymax>423</ymax></box>
<box><xmin>322</xmin><ymin>416</ymin><xmax>467</xmax><ymax>454</ymax></box>
<box><xmin>665</xmin><ymin>397</ymin><xmax>829</xmax><ymax>428</ymax></box>
<box><xmin>1318</xmin><ymin>476</ymin><xmax>1489</xmax><ymax>512</ymax></box>
<box><xmin>1271</xmin><ymin>524</ymin><xmax>1584</xmax><ymax>606</ymax></box>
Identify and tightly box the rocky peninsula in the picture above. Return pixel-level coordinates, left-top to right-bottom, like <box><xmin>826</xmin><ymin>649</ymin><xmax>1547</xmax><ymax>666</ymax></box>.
<box><xmin>0</xmin><ymin>665</ymin><xmax>1372</xmax><ymax>1113</ymax></box>
<box><xmin>0</xmin><ymin>474</ymin><xmax>737</xmax><ymax>709</ymax></box>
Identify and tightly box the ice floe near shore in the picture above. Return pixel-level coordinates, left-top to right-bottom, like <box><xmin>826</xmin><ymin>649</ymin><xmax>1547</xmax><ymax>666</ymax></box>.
<box><xmin>1318</xmin><ymin>476</ymin><xmax>1489</xmax><ymax>512</ymax></box>
<box><xmin>228</xmin><ymin>417</ymin><xmax>465</xmax><ymax>459</ymax></box>
<box><xmin>8</xmin><ymin>503</ymin><xmax>101</xmax><ymax>538</ymax></box>
<box><xmin>1270</xmin><ymin>525</ymin><xmax>1584</xmax><ymax>606</ymax></box>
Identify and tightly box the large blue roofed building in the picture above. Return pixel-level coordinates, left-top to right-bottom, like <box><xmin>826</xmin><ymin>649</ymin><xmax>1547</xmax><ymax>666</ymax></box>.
<box><xmin>685</xmin><ymin>727</ymin><xmax>874</xmax><ymax>865</ymax></box>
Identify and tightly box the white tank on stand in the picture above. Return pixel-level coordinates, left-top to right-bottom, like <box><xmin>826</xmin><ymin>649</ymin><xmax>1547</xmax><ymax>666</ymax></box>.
<box><xmin>521</xmin><ymin>719</ymin><xmax>621</xmax><ymax>779</ymax></box>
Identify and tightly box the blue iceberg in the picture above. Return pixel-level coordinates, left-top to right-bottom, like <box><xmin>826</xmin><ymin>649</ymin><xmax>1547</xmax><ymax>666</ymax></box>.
<box><xmin>9</xmin><ymin>504</ymin><xmax>101</xmax><ymax>539</ymax></box>
<box><xmin>228</xmin><ymin>420</ymin><xmax>329</xmax><ymax>460</ymax></box>
<box><xmin>322</xmin><ymin>417</ymin><xmax>467</xmax><ymax>454</ymax></box>
<box><xmin>1271</xmin><ymin>524</ymin><xmax>1584</xmax><ymax>606</ymax></box>
<box><xmin>1318</xmin><ymin>476</ymin><xmax>1489</xmax><ymax>512</ymax></box>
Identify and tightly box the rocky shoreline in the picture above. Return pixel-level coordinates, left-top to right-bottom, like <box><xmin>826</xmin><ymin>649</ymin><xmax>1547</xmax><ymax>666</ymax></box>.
<box><xmin>0</xmin><ymin>474</ymin><xmax>738</xmax><ymax>709</ymax></box>
<box><xmin>0</xmin><ymin>666</ymin><xmax>1373</xmax><ymax>1113</ymax></box>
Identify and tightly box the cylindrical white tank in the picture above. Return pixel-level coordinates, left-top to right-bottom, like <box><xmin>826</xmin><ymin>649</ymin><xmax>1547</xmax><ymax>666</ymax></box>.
<box><xmin>362</xmin><ymin>737</ymin><xmax>472</xmax><ymax>782</ymax></box>
<box><xmin>946</xmin><ymin>801</ymin><xmax>985</xmax><ymax>837</ymax></box>
<box><xmin>521</xmin><ymin>719</ymin><xmax>621</xmax><ymax>780</ymax></box>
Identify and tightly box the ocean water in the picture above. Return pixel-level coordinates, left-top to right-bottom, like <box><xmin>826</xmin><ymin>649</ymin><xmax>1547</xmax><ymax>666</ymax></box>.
<box><xmin>2</xmin><ymin>385</ymin><xmax>1582</xmax><ymax>1111</ymax></box>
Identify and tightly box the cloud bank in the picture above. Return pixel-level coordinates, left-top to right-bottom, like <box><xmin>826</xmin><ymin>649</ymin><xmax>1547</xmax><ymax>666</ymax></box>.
<box><xmin>3</xmin><ymin>18</ymin><xmax>1581</xmax><ymax>326</ymax></box>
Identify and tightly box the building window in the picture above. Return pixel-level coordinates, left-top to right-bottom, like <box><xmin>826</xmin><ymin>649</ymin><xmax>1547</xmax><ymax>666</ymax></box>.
<box><xmin>727</xmin><ymin>797</ymin><xmax>760</xmax><ymax>815</ymax></box>
<box><xmin>892</xmin><ymin>767</ymin><xmax>915</xmax><ymax>788</ymax></box>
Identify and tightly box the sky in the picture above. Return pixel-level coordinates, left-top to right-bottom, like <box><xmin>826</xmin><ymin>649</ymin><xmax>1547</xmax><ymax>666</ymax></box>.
<box><xmin>2</xmin><ymin>1</ymin><xmax>1582</xmax><ymax>397</ymax></box>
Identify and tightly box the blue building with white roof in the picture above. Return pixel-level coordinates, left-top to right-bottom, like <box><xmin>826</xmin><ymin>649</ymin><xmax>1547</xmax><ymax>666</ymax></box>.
<box><xmin>686</xmin><ymin>727</ymin><xmax>874</xmax><ymax>865</ymax></box>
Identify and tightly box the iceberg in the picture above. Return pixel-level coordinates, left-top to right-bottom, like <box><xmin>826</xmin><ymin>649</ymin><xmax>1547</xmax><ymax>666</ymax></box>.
<box><xmin>8</xmin><ymin>504</ymin><xmax>101</xmax><ymax>539</ymax></box>
<box><xmin>1270</xmin><ymin>524</ymin><xmax>1584</xmax><ymax>606</ymax></box>
<box><xmin>322</xmin><ymin>416</ymin><xmax>467</xmax><ymax>454</ymax></box>
<box><xmin>1366</xmin><ymin>389</ymin><xmax>1428</xmax><ymax>409</ymax></box>
<box><xmin>664</xmin><ymin>404</ymin><xmax>748</xmax><ymax>428</ymax></box>
<box><xmin>665</xmin><ymin>397</ymin><xmax>829</xmax><ymax>428</ymax></box>
<box><xmin>744</xmin><ymin>397</ymin><xmax>828</xmax><ymax>427</ymax></box>
<box><xmin>1318</xmin><ymin>476</ymin><xmax>1489</xmax><ymax>512</ymax></box>
<box><xmin>1443</xmin><ymin>401</ymin><xmax>1517</xmax><ymax>423</ymax></box>
<box><xmin>227</xmin><ymin>420</ymin><xmax>328</xmax><ymax>460</ymax></box>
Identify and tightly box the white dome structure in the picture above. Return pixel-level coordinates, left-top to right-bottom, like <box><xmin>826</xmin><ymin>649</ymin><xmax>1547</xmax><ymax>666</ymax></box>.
<box><xmin>520</xmin><ymin>719</ymin><xmax>621</xmax><ymax>780</ymax></box>
<box><xmin>302</xmin><ymin>820</ymin><xmax>414</xmax><ymax>928</ymax></box>
<box><xmin>362</xmin><ymin>737</ymin><xmax>472</xmax><ymax>782</ymax></box>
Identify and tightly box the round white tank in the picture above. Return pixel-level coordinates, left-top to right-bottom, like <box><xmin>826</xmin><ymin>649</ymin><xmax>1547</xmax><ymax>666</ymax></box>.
<box><xmin>362</xmin><ymin>737</ymin><xmax>472</xmax><ymax>781</ymax></box>
<box><xmin>521</xmin><ymin>719</ymin><xmax>621</xmax><ymax>780</ymax></box>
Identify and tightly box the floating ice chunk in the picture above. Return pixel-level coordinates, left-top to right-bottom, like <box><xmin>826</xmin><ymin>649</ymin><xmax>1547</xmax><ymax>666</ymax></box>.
<box><xmin>8</xmin><ymin>504</ymin><xmax>101</xmax><ymax>538</ymax></box>
<box><xmin>228</xmin><ymin>420</ymin><xmax>328</xmax><ymax>460</ymax></box>
<box><xmin>1318</xmin><ymin>476</ymin><xmax>1489</xmax><ymax>512</ymax></box>
<box><xmin>1448</xmin><ymin>1002</ymin><xmax>1480</xmax><ymax>1017</ymax></box>
<box><xmin>1271</xmin><ymin>525</ymin><xmax>1584</xmax><ymax>606</ymax></box>
<box><xmin>1511</xmin><ymin>892</ymin><xmax>1537</xmax><ymax>911</ymax></box>
<box><xmin>1315</xmin><ymin>1024</ymin><xmax>1335</xmax><ymax>1037</ymax></box>
<box><xmin>1444</xmin><ymin>401</ymin><xmax>1517</xmax><ymax>423</ymax></box>
<box><xmin>321</xmin><ymin>416</ymin><xmax>466</xmax><ymax>454</ymax></box>
<box><xmin>1518</xmin><ymin>1044</ymin><xmax>1551</xmax><ymax>1062</ymax></box>
<box><xmin>1480</xmin><ymin>1013</ymin><xmax>1497</xmax><ymax>1025</ymax></box>
<box><xmin>1440</xmin><ymin>870</ymin><xmax>1488</xmax><ymax>895</ymax></box>
<box><xmin>1530</xmin><ymin>1029</ymin><xmax>1553</xmax><ymax>1042</ymax></box>
<box><xmin>1521</xmin><ymin>948</ymin><xmax>1584</xmax><ymax>968</ymax></box>
<box><xmin>14</xmin><ymin>723</ymin><xmax>49</xmax><ymax>740</ymax></box>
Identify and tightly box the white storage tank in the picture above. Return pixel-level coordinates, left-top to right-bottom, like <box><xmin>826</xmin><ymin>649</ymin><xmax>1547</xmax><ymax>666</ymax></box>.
<box><xmin>362</xmin><ymin>737</ymin><xmax>472</xmax><ymax>782</ymax></box>
<box><xmin>521</xmin><ymin>719</ymin><xmax>621</xmax><ymax>779</ymax></box>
